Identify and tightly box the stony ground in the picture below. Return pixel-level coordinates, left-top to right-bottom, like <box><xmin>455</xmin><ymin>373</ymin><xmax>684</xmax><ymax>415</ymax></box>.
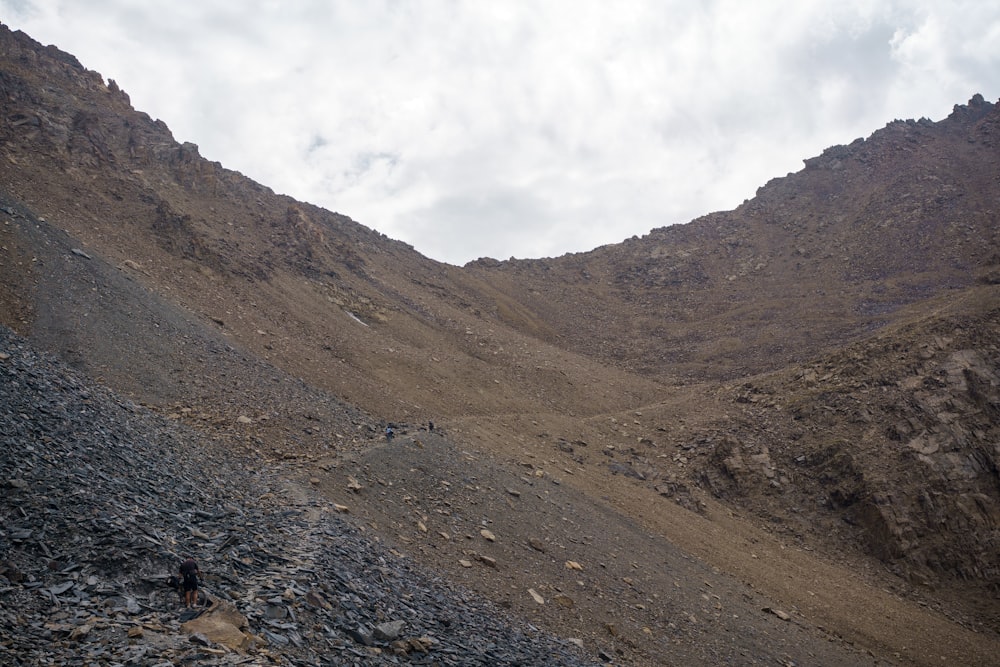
<box><xmin>0</xmin><ymin>326</ymin><xmax>598</xmax><ymax>666</ymax></box>
<box><xmin>1</xmin><ymin>324</ymin><xmax>933</xmax><ymax>667</ymax></box>
<box><xmin>3</xmin><ymin>209</ymin><xmax>1000</xmax><ymax>666</ymax></box>
<box><xmin>313</xmin><ymin>431</ymin><xmax>887</xmax><ymax>666</ymax></box>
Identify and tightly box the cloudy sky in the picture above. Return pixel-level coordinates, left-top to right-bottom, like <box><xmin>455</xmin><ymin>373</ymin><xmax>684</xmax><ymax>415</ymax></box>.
<box><xmin>2</xmin><ymin>2</ymin><xmax>998</xmax><ymax>264</ymax></box>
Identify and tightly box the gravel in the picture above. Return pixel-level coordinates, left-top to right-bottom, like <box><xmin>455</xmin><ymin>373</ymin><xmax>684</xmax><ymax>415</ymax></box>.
<box><xmin>0</xmin><ymin>324</ymin><xmax>596</xmax><ymax>666</ymax></box>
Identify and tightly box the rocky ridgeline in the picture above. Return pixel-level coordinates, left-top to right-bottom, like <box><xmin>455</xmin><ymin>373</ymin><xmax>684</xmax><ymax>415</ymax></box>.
<box><xmin>0</xmin><ymin>325</ymin><xmax>595</xmax><ymax>666</ymax></box>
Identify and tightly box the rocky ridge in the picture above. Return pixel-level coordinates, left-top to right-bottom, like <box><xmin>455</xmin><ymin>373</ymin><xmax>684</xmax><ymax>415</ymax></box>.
<box><xmin>466</xmin><ymin>95</ymin><xmax>1000</xmax><ymax>382</ymax></box>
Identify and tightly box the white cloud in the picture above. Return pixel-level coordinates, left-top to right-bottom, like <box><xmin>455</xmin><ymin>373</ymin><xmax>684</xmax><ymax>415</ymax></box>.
<box><xmin>2</xmin><ymin>0</ymin><xmax>998</xmax><ymax>264</ymax></box>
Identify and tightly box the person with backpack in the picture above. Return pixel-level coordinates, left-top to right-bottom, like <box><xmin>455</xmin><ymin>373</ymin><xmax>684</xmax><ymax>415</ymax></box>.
<box><xmin>179</xmin><ymin>556</ymin><xmax>200</xmax><ymax>608</ymax></box>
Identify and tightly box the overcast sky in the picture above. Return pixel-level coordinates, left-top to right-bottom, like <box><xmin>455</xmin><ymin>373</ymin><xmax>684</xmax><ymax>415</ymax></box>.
<box><xmin>2</xmin><ymin>2</ymin><xmax>998</xmax><ymax>265</ymax></box>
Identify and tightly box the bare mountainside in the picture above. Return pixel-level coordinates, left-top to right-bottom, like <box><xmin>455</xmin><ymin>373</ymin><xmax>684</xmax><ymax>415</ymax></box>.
<box><xmin>1</xmin><ymin>24</ymin><xmax>999</xmax><ymax>666</ymax></box>
<box><xmin>466</xmin><ymin>97</ymin><xmax>1000</xmax><ymax>382</ymax></box>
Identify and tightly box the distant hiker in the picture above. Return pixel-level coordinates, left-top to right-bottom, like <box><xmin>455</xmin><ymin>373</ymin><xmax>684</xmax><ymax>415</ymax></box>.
<box><xmin>179</xmin><ymin>557</ymin><xmax>200</xmax><ymax>608</ymax></box>
<box><xmin>428</xmin><ymin>421</ymin><xmax>434</xmax><ymax>432</ymax></box>
<box><xmin>385</xmin><ymin>426</ymin><xmax>394</xmax><ymax>441</ymax></box>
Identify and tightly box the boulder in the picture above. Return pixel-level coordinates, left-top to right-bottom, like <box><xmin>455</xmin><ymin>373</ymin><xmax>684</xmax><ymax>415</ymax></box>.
<box><xmin>180</xmin><ymin>600</ymin><xmax>254</xmax><ymax>651</ymax></box>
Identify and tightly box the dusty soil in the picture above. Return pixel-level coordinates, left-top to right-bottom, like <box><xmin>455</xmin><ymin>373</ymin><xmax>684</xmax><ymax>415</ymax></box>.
<box><xmin>308</xmin><ymin>431</ymin><xmax>869</xmax><ymax>666</ymax></box>
<box><xmin>303</xmin><ymin>421</ymin><xmax>1000</xmax><ymax>666</ymax></box>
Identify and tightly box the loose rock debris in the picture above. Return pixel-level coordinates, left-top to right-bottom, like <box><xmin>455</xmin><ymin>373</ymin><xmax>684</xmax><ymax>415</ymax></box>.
<box><xmin>0</xmin><ymin>326</ymin><xmax>595</xmax><ymax>666</ymax></box>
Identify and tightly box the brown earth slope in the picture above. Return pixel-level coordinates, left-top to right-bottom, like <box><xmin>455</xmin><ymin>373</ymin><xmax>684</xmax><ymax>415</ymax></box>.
<box><xmin>1</xmin><ymin>24</ymin><xmax>999</xmax><ymax>666</ymax></box>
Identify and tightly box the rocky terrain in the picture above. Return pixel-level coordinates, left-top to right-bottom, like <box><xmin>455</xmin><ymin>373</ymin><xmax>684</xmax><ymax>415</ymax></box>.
<box><xmin>0</xmin><ymin>326</ymin><xmax>600</xmax><ymax>666</ymax></box>
<box><xmin>1</xmin><ymin>23</ymin><xmax>999</xmax><ymax>666</ymax></box>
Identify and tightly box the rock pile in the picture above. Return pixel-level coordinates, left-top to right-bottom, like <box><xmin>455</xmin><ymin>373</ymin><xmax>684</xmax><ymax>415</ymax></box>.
<box><xmin>0</xmin><ymin>325</ymin><xmax>594</xmax><ymax>665</ymax></box>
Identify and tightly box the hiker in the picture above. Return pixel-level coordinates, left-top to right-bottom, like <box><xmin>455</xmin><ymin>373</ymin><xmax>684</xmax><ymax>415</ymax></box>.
<box><xmin>179</xmin><ymin>556</ymin><xmax>200</xmax><ymax>608</ymax></box>
<box><xmin>385</xmin><ymin>425</ymin><xmax>394</xmax><ymax>441</ymax></box>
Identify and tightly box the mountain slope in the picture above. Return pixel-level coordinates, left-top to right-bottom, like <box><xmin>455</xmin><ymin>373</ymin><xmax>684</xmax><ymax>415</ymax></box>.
<box><xmin>0</xmin><ymin>24</ymin><xmax>668</xmax><ymax>424</ymax></box>
<box><xmin>1</xmin><ymin>24</ymin><xmax>999</xmax><ymax>666</ymax></box>
<box><xmin>467</xmin><ymin>95</ymin><xmax>999</xmax><ymax>381</ymax></box>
